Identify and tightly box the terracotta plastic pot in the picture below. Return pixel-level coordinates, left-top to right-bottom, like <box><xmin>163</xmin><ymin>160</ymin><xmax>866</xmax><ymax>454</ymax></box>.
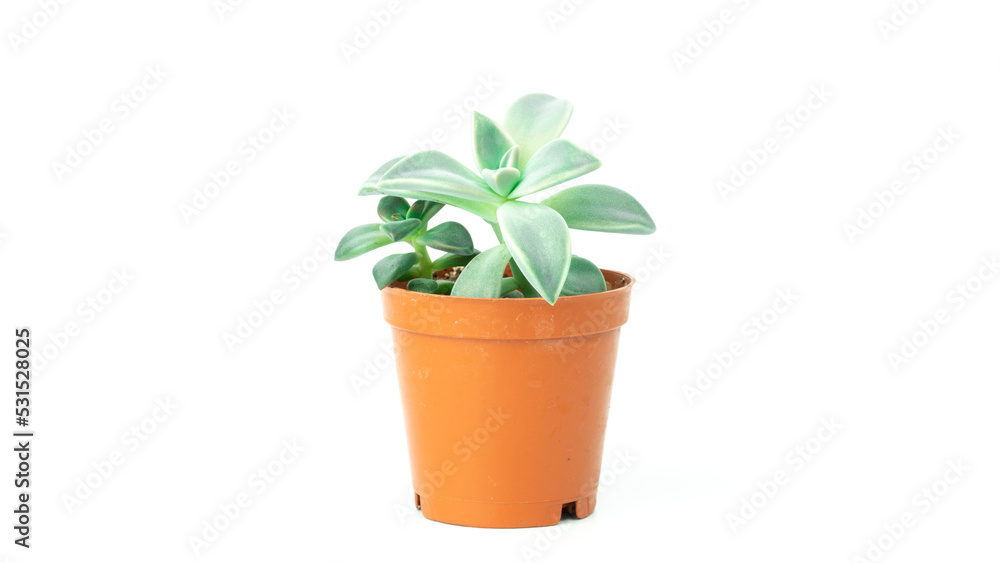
<box><xmin>380</xmin><ymin>269</ymin><xmax>634</xmax><ymax>528</ymax></box>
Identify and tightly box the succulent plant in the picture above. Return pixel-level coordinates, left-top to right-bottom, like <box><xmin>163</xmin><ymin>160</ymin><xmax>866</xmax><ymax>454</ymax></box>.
<box><xmin>336</xmin><ymin>93</ymin><xmax>656</xmax><ymax>304</ymax></box>
<box><xmin>334</xmin><ymin>196</ymin><xmax>478</xmax><ymax>295</ymax></box>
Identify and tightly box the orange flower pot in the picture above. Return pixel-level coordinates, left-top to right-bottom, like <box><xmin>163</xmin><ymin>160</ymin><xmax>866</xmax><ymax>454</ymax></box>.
<box><xmin>380</xmin><ymin>269</ymin><xmax>634</xmax><ymax>528</ymax></box>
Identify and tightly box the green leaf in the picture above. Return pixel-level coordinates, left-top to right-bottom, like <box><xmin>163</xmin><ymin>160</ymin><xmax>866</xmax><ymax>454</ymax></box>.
<box><xmin>508</xmin><ymin>258</ymin><xmax>540</xmax><ymax>298</ymax></box>
<box><xmin>416</xmin><ymin>221</ymin><xmax>474</xmax><ymax>255</ymax></box>
<box><xmin>379</xmin><ymin>218</ymin><xmax>421</xmax><ymax>242</ymax></box>
<box><xmin>431</xmin><ymin>251</ymin><xmax>479</xmax><ymax>271</ymax></box>
<box><xmin>408</xmin><ymin>278</ymin><xmax>455</xmax><ymax>295</ymax></box>
<box><xmin>359</xmin><ymin>156</ymin><xmax>405</xmax><ymax>195</ymax></box>
<box><xmin>482</xmin><ymin>167</ymin><xmax>521</xmax><ymax>197</ymax></box>
<box><xmin>540</xmin><ymin>184</ymin><xmax>656</xmax><ymax>234</ymax></box>
<box><xmin>508</xmin><ymin>140</ymin><xmax>601</xmax><ymax>199</ymax></box>
<box><xmin>377</xmin><ymin>196</ymin><xmax>410</xmax><ymax>222</ymax></box>
<box><xmin>560</xmin><ymin>255</ymin><xmax>607</xmax><ymax>296</ymax></box>
<box><xmin>422</xmin><ymin>201</ymin><xmax>445</xmax><ymax>221</ymax></box>
<box><xmin>499</xmin><ymin>145</ymin><xmax>520</xmax><ymax>169</ymax></box>
<box><xmin>398</xmin><ymin>265</ymin><xmax>421</xmax><ymax>282</ymax></box>
<box><xmin>375</xmin><ymin>151</ymin><xmax>505</xmax><ymax>221</ymax></box>
<box><xmin>501</xmin><ymin>289</ymin><xmax>523</xmax><ymax>299</ymax></box>
<box><xmin>435</xmin><ymin>280</ymin><xmax>455</xmax><ymax>295</ymax></box>
<box><xmin>378</xmin><ymin>151</ymin><xmax>504</xmax><ymax>204</ymax></box>
<box><xmin>406</xmin><ymin>200</ymin><xmax>445</xmax><ymax>221</ymax></box>
<box><xmin>473</xmin><ymin>112</ymin><xmax>515</xmax><ymax>172</ymax></box>
<box><xmin>452</xmin><ymin>244</ymin><xmax>512</xmax><ymax>298</ymax></box>
<box><xmin>373</xmin><ymin>253</ymin><xmax>420</xmax><ymax>289</ymax></box>
<box><xmin>406</xmin><ymin>278</ymin><xmax>438</xmax><ymax>293</ymax></box>
<box><xmin>496</xmin><ymin>201</ymin><xmax>571</xmax><ymax>304</ymax></box>
<box><xmin>335</xmin><ymin>224</ymin><xmax>393</xmax><ymax>261</ymax></box>
<box><xmin>500</xmin><ymin>277</ymin><xmax>519</xmax><ymax>295</ymax></box>
<box><xmin>503</xmin><ymin>94</ymin><xmax>573</xmax><ymax>169</ymax></box>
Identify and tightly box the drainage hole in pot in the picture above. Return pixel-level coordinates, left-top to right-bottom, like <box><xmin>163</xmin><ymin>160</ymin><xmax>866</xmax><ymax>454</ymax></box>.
<box><xmin>561</xmin><ymin>502</ymin><xmax>576</xmax><ymax>518</ymax></box>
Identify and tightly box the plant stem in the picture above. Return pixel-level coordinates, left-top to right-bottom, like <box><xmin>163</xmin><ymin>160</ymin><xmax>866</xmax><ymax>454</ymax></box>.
<box><xmin>411</xmin><ymin>241</ymin><xmax>433</xmax><ymax>278</ymax></box>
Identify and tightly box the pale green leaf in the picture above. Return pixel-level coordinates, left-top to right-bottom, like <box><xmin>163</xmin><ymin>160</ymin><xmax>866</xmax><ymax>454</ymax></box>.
<box><xmin>499</xmin><ymin>145</ymin><xmax>520</xmax><ymax>169</ymax></box>
<box><xmin>416</xmin><ymin>221</ymin><xmax>474</xmax><ymax>255</ymax></box>
<box><xmin>335</xmin><ymin>224</ymin><xmax>393</xmax><ymax>261</ymax></box>
<box><xmin>378</xmin><ymin>151</ymin><xmax>503</xmax><ymax>203</ymax></box>
<box><xmin>377</xmin><ymin>196</ymin><xmax>409</xmax><ymax>222</ymax></box>
<box><xmin>406</xmin><ymin>200</ymin><xmax>445</xmax><ymax>221</ymax></box>
<box><xmin>379</xmin><ymin>218</ymin><xmax>421</xmax><ymax>242</ymax></box>
<box><xmin>497</xmin><ymin>201</ymin><xmax>571</xmax><ymax>304</ymax></box>
<box><xmin>375</xmin><ymin>151</ymin><xmax>504</xmax><ymax>221</ymax></box>
<box><xmin>359</xmin><ymin>156</ymin><xmax>405</xmax><ymax>195</ymax></box>
<box><xmin>452</xmin><ymin>244</ymin><xmax>512</xmax><ymax>298</ymax></box>
<box><xmin>560</xmin><ymin>255</ymin><xmax>607</xmax><ymax>296</ymax></box>
<box><xmin>503</xmin><ymin>94</ymin><xmax>573</xmax><ymax>169</ymax></box>
<box><xmin>373</xmin><ymin>253</ymin><xmax>420</xmax><ymax>289</ymax></box>
<box><xmin>473</xmin><ymin>112</ymin><xmax>515</xmax><ymax>172</ymax></box>
<box><xmin>482</xmin><ymin>167</ymin><xmax>521</xmax><ymax>197</ymax></box>
<box><xmin>430</xmin><ymin>251</ymin><xmax>479</xmax><ymax>271</ymax></box>
<box><xmin>508</xmin><ymin>259</ymin><xmax>540</xmax><ymax>298</ymax></box>
<box><xmin>508</xmin><ymin>140</ymin><xmax>601</xmax><ymax>199</ymax></box>
<box><xmin>540</xmin><ymin>184</ymin><xmax>656</xmax><ymax>234</ymax></box>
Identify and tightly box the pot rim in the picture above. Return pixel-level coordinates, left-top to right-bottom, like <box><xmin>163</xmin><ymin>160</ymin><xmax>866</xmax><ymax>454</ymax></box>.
<box><xmin>381</xmin><ymin>269</ymin><xmax>635</xmax><ymax>339</ymax></box>
<box><xmin>382</xmin><ymin>268</ymin><xmax>635</xmax><ymax>305</ymax></box>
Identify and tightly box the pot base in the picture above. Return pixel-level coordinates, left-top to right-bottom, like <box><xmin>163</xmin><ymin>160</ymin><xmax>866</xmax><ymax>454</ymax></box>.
<box><xmin>414</xmin><ymin>493</ymin><xmax>597</xmax><ymax>528</ymax></box>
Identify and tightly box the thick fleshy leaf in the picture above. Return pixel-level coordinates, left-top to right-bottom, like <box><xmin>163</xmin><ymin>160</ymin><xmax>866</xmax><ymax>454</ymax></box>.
<box><xmin>497</xmin><ymin>201</ymin><xmax>571</xmax><ymax>304</ymax></box>
<box><xmin>452</xmin><ymin>244</ymin><xmax>512</xmax><ymax>298</ymax></box>
<box><xmin>482</xmin><ymin>167</ymin><xmax>521</xmax><ymax>197</ymax></box>
<box><xmin>503</xmin><ymin>94</ymin><xmax>573</xmax><ymax>169</ymax></box>
<box><xmin>377</xmin><ymin>196</ymin><xmax>409</xmax><ymax>222</ymax></box>
<box><xmin>379</xmin><ymin>218</ymin><xmax>421</xmax><ymax>242</ymax></box>
<box><xmin>500</xmin><ymin>277</ymin><xmax>519</xmax><ymax>295</ymax></box>
<box><xmin>502</xmin><ymin>289</ymin><xmax>523</xmax><ymax>299</ymax></box>
<box><xmin>423</xmin><ymin>201</ymin><xmax>445</xmax><ymax>221</ymax></box>
<box><xmin>359</xmin><ymin>156</ymin><xmax>405</xmax><ymax>195</ymax></box>
<box><xmin>560</xmin><ymin>256</ymin><xmax>607</xmax><ymax>296</ymax></box>
<box><xmin>431</xmin><ymin>251</ymin><xmax>479</xmax><ymax>271</ymax></box>
<box><xmin>508</xmin><ymin>259</ymin><xmax>540</xmax><ymax>298</ymax></box>
<box><xmin>335</xmin><ymin>224</ymin><xmax>393</xmax><ymax>261</ymax></box>
<box><xmin>499</xmin><ymin>145</ymin><xmax>520</xmax><ymax>169</ymax></box>
<box><xmin>378</xmin><ymin>151</ymin><xmax>503</xmax><ymax>204</ymax></box>
<box><xmin>394</xmin><ymin>192</ymin><xmax>499</xmax><ymax>221</ymax></box>
<box><xmin>406</xmin><ymin>278</ymin><xmax>438</xmax><ymax>293</ymax></box>
<box><xmin>398</xmin><ymin>265</ymin><xmax>421</xmax><ymax>282</ymax></box>
<box><xmin>373</xmin><ymin>252</ymin><xmax>420</xmax><ymax>289</ymax></box>
<box><xmin>473</xmin><ymin>112</ymin><xmax>515</xmax><ymax>172</ymax></box>
<box><xmin>406</xmin><ymin>200</ymin><xmax>445</xmax><ymax>221</ymax></box>
<box><xmin>540</xmin><ymin>184</ymin><xmax>656</xmax><ymax>234</ymax></box>
<box><xmin>508</xmin><ymin>140</ymin><xmax>601</xmax><ymax>199</ymax></box>
<box><xmin>435</xmin><ymin>280</ymin><xmax>455</xmax><ymax>295</ymax></box>
<box><xmin>375</xmin><ymin>151</ymin><xmax>505</xmax><ymax>220</ymax></box>
<box><xmin>416</xmin><ymin>221</ymin><xmax>474</xmax><ymax>255</ymax></box>
<box><xmin>407</xmin><ymin>278</ymin><xmax>454</xmax><ymax>295</ymax></box>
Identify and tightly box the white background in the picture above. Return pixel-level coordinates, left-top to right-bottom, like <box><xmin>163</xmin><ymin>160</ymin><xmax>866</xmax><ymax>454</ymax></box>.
<box><xmin>1</xmin><ymin>0</ymin><xmax>998</xmax><ymax>561</ymax></box>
